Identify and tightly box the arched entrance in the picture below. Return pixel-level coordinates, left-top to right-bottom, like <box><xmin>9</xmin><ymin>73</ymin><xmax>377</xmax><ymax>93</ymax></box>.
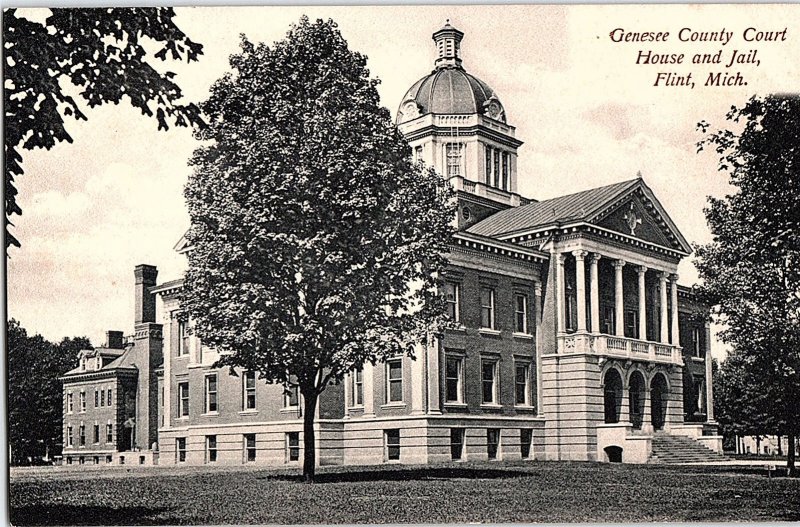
<box><xmin>629</xmin><ymin>371</ymin><xmax>646</xmax><ymax>430</ymax></box>
<box><xmin>603</xmin><ymin>369</ymin><xmax>623</xmax><ymax>424</ymax></box>
<box><xmin>650</xmin><ymin>373</ymin><xmax>669</xmax><ymax>430</ymax></box>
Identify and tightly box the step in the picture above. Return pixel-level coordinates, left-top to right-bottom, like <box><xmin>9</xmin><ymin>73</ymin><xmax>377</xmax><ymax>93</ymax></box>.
<box><xmin>648</xmin><ymin>432</ymin><xmax>728</xmax><ymax>464</ymax></box>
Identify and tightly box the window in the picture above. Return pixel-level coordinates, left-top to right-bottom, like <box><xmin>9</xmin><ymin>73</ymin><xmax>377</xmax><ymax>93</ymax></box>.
<box><xmin>493</xmin><ymin>148</ymin><xmax>500</xmax><ymax>187</ymax></box>
<box><xmin>351</xmin><ymin>367</ymin><xmax>363</xmax><ymax>407</ymax></box>
<box><xmin>94</xmin><ymin>456</ymin><xmax>100</xmax><ymax>465</ymax></box>
<box><xmin>244</xmin><ymin>434</ymin><xmax>256</xmax><ymax>462</ymax></box>
<box><xmin>99</xmin><ymin>389</ymin><xmax>105</xmax><ymax>407</ymax></box>
<box><xmin>480</xmin><ymin>288</ymin><xmax>495</xmax><ymax>329</ymax></box>
<box><xmin>178</xmin><ymin>382</ymin><xmax>189</xmax><ymax>417</ymax></box>
<box><xmin>106</xmin><ymin>423</ymin><xmax>113</xmax><ymax>443</ymax></box>
<box><xmin>487</xmin><ymin>428</ymin><xmax>500</xmax><ymax>460</ymax></box>
<box><xmin>385</xmin><ymin>429</ymin><xmax>400</xmax><ymax>461</ymax></box>
<box><xmin>243</xmin><ymin>371</ymin><xmax>256</xmax><ymax>410</ymax></box>
<box><xmin>520</xmin><ymin>429</ymin><xmax>533</xmax><ymax>459</ymax></box>
<box><xmin>66</xmin><ymin>457</ymin><xmax>72</xmax><ymax>465</ymax></box>
<box><xmin>206</xmin><ymin>435</ymin><xmax>217</xmax><ymax>463</ymax></box>
<box><xmin>693</xmin><ymin>328</ymin><xmax>703</xmax><ymax>357</ymax></box>
<box><xmin>79</xmin><ymin>456</ymin><xmax>85</xmax><ymax>465</ymax></box>
<box><xmin>501</xmin><ymin>152</ymin><xmax>509</xmax><ymax>190</ymax></box>
<box><xmin>284</xmin><ymin>384</ymin><xmax>300</xmax><ymax>409</ymax></box>
<box><xmin>386</xmin><ymin>359</ymin><xmax>403</xmax><ymax>403</ymax></box>
<box><xmin>624</xmin><ymin>310</ymin><xmax>638</xmax><ymax>338</ymax></box>
<box><xmin>79</xmin><ymin>391</ymin><xmax>86</xmax><ymax>412</ymax></box>
<box><xmin>446</xmin><ymin>143</ymin><xmax>462</xmax><ymax>178</ymax></box>
<box><xmin>176</xmin><ymin>438</ymin><xmax>187</xmax><ymax>463</ymax></box>
<box><xmin>94</xmin><ymin>390</ymin><xmax>99</xmax><ymax>408</ymax></box>
<box><xmin>485</xmin><ymin>146</ymin><xmax>493</xmax><ymax>185</ymax></box>
<box><xmin>445</xmin><ymin>281</ymin><xmax>460</xmax><ymax>322</ymax></box>
<box><xmin>67</xmin><ymin>425</ymin><xmax>73</xmax><ymax>447</ymax></box>
<box><xmin>515</xmin><ymin>363</ymin><xmax>531</xmax><ymax>406</ymax></box>
<box><xmin>178</xmin><ymin>320</ymin><xmax>190</xmax><ymax>356</ymax></box>
<box><xmin>93</xmin><ymin>424</ymin><xmax>100</xmax><ymax>444</ymax></box>
<box><xmin>602</xmin><ymin>306</ymin><xmax>615</xmax><ymax>335</ymax></box>
<box><xmin>414</xmin><ymin>145</ymin><xmax>423</xmax><ymax>162</ymax></box>
<box><xmin>514</xmin><ymin>293</ymin><xmax>529</xmax><ymax>334</ymax></box>
<box><xmin>451</xmin><ymin>428</ymin><xmax>465</xmax><ymax>460</ymax></box>
<box><xmin>286</xmin><ymin>432</ymin><xmax>300</xmax><ymax>462</ymax></box>
<box><xmin>67</xmin><ymin>393</ymin><xmax>73</xmax><ymax>414</ymax></box>
<box><xmin>205</xmin><ymin>375</ymin><xmax>217</xmax><ymax>413</ymax></box>
<box><xmin>79</xmin><ymin>424</ymin><xmax>86</xmax><ymax>446</ymax></box>
<box><xmin>445</xmin><ymin>356</ymin><xmax>464</xmax><ymax>403</ymax></box>
<box><xmin>482</xmin><ymin>360</ymin><xmax>499</xmax><ymax>404</ymax></box>
<box><xmin>107</xmin><ymin>388</ymin><xmax>112</xmax><ymax>407</ymax></box>
<box><xmin>105</xmin><ymin>455</ymin><xmax>112</xmax><ymax>464</ymax></box>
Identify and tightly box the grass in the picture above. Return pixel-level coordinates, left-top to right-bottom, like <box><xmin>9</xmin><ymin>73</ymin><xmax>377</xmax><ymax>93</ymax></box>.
<box><xmin>10</xmin><ymin>461</ymin><xmax>800</xmax><ymax>524</ymax></box>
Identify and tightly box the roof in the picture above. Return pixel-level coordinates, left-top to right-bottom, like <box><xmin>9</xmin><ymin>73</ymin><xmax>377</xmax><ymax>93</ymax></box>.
<box><xmin>466</xmin><ymin>177</ymin><xmax>692</xmax><ymax>254</ymax></box>
<box><xmin>467</xmin><ymin>179</ymin><xmax>640</xmax><ymax>237</ymax></box>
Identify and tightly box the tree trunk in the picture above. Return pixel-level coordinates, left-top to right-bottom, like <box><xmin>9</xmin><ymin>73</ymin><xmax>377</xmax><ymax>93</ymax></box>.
<box><xmin>777</xmin><ymin>435</ymin><xmax>783</xmax><ymax>456</ymax></box>
<box><xmin>787</xmin><ymin>433</ymin><xmax>796</xmax><ymax>477</ymax></box>
<box><xmin>302</xmin><ymin>390</ymin><xmax>319</xmax><ymax>483</ymax></box>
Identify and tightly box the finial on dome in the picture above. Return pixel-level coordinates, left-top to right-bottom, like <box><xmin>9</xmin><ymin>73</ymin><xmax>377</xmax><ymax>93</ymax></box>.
<box><xmin>636</xmin><ymin>170</ymin><xmax>643</xmax><ymax>179</ymax></box>
<box><xmin>432</xmin><ymin>21</ymin><xmax>464</xmax><ymax>70</ymax></box>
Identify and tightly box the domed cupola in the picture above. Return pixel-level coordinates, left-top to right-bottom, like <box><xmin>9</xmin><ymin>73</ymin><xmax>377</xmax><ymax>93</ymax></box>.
<box><xmin>396</xmin><ymin>21</ymin><xmax>524</xmax><ymax>208</ymax></box>
<box><xmin>396</xmin><ymin>21</ymin><xmax>506</xmax><ymax>125</ymax></box>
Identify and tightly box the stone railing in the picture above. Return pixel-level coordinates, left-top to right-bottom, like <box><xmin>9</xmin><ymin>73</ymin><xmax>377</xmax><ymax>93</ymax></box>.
<box><xmin>558</xmin><ymin>332</ymin><xmax>683</xmax><ymax>365</ymax></box>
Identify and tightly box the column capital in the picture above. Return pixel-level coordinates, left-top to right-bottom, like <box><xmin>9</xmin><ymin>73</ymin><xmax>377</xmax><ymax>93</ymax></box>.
<box><xmin>556</xmin><ymin>253</ymin><xmax>566</xmax><ymax>265</ymax></box>
<box><xmin>589</xmin><ymin>253</ymin><xmax>602</xmax><ymax>264</ymax></box>
<box><xmin>704</xmin><ymin>321</ymin><xmax>712</xmax><ymax>330</ymax></box>
<box><xmin>637</xmin><ymin>265</ymin><xmax>648</xmax><ymax>276</ymax></box>
<box><xmin>659</xmin><ymin>271</ymin><xmax>669</xmax><ymax>282</ymax></box>
<box><xmin>534</xmin><ymin>282</ymin><xmax>542</xmax><ymax>297</ymax></box>
<box><xmin>572</xmin><ymin>249</ymin><xmax>589</xmax><ymax>260</ymax></box>
<box><xmin>670</xmin><ymin>273</ymin><xmax>680</xmax><ymax>283</ymax></box>
<box><xmin>613</xmin><ymin>259</ymin><xmax>626</xmax><ymax>269</ymax></box>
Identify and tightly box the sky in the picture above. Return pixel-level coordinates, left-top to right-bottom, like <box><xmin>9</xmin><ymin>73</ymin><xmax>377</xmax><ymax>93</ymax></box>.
<box><xmin>6</xmin><ymin>4</ymin><xmax>800</xmax><ymax>358</ymax></box>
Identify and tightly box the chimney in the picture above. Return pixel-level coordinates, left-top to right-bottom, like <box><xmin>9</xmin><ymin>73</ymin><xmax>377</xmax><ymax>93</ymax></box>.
<box><xmin>106</xmin><ymin>330</ymin><xmax>125</xmax><ymax>349</ymax></box>
<box><xmin>134</xmin><ymin>264</ymin><xmax>158</xmax><ymax>324</ymax></box>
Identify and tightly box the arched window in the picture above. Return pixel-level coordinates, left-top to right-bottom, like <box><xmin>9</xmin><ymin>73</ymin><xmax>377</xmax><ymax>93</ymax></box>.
<box><xmin>603</xmin><ymin>369</ymin><xmax>623</xmax><ymax>424</ymax></box>
<box><xmin>629</xmin><ymin>371</ymin><xmax>646</xmax><ymax>429</ymax></box>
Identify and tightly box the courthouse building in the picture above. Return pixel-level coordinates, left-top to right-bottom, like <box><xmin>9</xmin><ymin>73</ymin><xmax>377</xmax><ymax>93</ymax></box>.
<box><xmin>62</xmin><ymin>22</ymin><xmax>723</xmax><ymax>467</ymax></box>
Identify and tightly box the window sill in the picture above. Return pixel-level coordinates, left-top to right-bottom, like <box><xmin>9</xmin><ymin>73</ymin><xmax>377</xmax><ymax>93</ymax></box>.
<box><xmin>444</xmin><ymin>402</ymin><xmax>468</xmax><ymax>408</ymax></box>
<box><xmin>480</xmin><ymin>403</ymin><xmax>503</xmax><ymax>409</ymax></box>
<box><xmin>280</xmin><ymin>407</ymin><xmax>300</xmax><ymax>414</ymax></box>
<box><xmin>514</xmin><ymin>404</ymin><xmax>536</xmax><ymax>411</ymax></box>
<box><xmin>479</xmin><ymin>328</ymin><xmax>501</xmax><ymax>336</ymax></box>
<box><xmin>691</xmin><ymin>356</ymin><xmax>705</xmax><ymax>362</ymax></box>
<box><xmin>347</xmin><ymin>405</ymin><xmax>365</xmax><ymax>410</ymax></box>
<box><xmin>381</xmin><ymin>402</ymin><xmax>407</xmax><ymax>409</ymax></box>
<box><xmin>512</xmin><ymin>332</ymin><xmax>533</xmax><ymax>340</ymax></box>
<box><xmin>201</xmin><ymin>412</ymin><xmax>219</xmax><ymax>417</ymax></box>
<box><xmin>446</xmin><ymin>324</ymin><xmax>467</xmax><ymax>333</ymax></box>
<box><xmin>238</xmin><ymin>410</ymin><xmax>259</xmax><ymax>416</ymax></box>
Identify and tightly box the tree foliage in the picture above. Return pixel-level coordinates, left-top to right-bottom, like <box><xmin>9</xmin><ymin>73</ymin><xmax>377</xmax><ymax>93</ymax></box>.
<box><xmin>7</xmin><ymin>319</ymin><xmax>89</xmax><ymax>464</ymax></box>
<box><xmin>182</xmin><ymin>17</ymin><xmax>456</xmax><ymax>481</ymax></box>
<box><xmin>696</xmin><ymin>95</ymin><xmax>800</xmax><ymax>473</ymax></box>
<box><xmin>4</xmin><ymin>7</ymin><xmax>204</xmax><ymax>249</ymax></box>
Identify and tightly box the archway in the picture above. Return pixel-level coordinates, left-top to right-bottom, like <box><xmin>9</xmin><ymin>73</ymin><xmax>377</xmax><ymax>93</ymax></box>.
<box><xmin>603</xmin><ymin>369</ymin><xmax>623</xmax><ymax>424</ymax></box>
<box><xmin>650</xmin><ymin>373</ymin><xmax>669</xmax><ymax>430</ymax></box>
<box><xmin>629</xmin><ymin>371</ymin><xmax>646</xmax><ymax>430</ymax></box>
<box><xmin>604</xmin><ymin>445</ymin><xmax>623</xmax><ymax>463</ymax></box>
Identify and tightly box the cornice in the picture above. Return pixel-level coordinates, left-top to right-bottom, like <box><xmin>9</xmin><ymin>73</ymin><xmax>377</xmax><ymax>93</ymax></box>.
<box><xmin>60</xmin><ymin>367</ymin><xmax>138</xmax><ymax>383</ymax></box>
<box><xmin>404</xmin><ymin>124</ymin><xmax>524</xmax><ymax>149</ymax></box>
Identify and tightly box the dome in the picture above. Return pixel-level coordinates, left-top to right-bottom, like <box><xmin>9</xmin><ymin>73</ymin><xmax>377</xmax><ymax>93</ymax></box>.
<box><xmin>396</xmin><ymin>22</ymin><xmax>506</xmax><ymax>125</ymax></box>
<box><xmin>396</xmin><ymin>69</ymin><xmax>506</xmax><ymax>124</ymax></box>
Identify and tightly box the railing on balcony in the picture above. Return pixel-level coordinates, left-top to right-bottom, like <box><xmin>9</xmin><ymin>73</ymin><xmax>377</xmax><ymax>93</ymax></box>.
<box><xmin>557</xmin><ymin>332</ymin><xmax>683</xmax><ymax>365</ymax></box>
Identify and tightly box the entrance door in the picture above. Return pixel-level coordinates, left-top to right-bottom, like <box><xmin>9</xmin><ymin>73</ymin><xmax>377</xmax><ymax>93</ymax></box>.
<box><xmin>650</xmin><ymin>374</ymin><xmax>668</xmax><ymax>430</ymax></box>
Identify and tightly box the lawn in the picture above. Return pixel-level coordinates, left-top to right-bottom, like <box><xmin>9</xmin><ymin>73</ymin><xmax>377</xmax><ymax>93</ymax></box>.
<box><xmin>9</xmin><ymin>461</ymin><xmax>800</xmax><ymax>524</ymax></box>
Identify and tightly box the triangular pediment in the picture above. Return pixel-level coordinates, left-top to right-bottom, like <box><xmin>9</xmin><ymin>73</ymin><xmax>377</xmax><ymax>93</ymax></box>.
<box><xmin>589</xmin><ymin>180</ymin><xmax>691</xmax><ymax>254</ymax></box>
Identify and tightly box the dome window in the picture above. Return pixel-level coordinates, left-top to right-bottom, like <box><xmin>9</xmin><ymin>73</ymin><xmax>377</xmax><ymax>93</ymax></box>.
<box><xmin>445</xmin><ymin>143</ymin><xmax>463</xmax><ymax>178</ymax></box>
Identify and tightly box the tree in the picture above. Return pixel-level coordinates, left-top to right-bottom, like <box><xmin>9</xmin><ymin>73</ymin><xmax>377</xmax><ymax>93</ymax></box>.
<box><xmin>696</xmin><ymin>95</ymin><xmax>800</xmax><ymax>474</ymax></box>
<box><xmin>7</xmin><ymin>319</ymin><xmax>89</xmax><ymax>464</ymax></box>
<box><xmin>182</xmin><ymin>17</ymin><xmax>455</xmax><ymax>482</ymax></box>
<box><xmin>4</xmin><ymin>7</ymin><xmax>204</xmax><ymax>250</ymax></box>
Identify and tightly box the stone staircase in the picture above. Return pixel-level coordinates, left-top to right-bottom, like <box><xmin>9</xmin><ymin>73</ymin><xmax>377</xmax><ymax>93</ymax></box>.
<box><xmin>648</xmin><ymin>432</ymin><xmax>729</xmax><ymax>464</ymax></box>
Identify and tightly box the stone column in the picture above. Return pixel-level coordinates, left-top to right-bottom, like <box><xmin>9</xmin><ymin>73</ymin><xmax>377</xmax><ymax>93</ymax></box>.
<box><xmin>556</xmin><ymin>254</ymin><xmax>566</xmax><ymax>334</ymax></box>
<box><xmin>589</xmin><ymin>254</ymin><xmax>601</xmax><ymax>334</ymax></box>
<box><xmin>162</xmin><ymin>309</ymin><xmax>173</xmax><ymax>427</ymax></box>
<box><xmin>534</xmin><ymin>283</ymin><xmax>544</xmax><ymax>416</ymax></box>
<box><xmin>573</xmin><ymin>250</ymin><xmax>588</xmax><ymax>332</ymax></box>
<box><xmin>637</xmin><ymin>266</ymin><xmax>647</xmax><ymax>340</ymax></box>
<box><xmin>659</xmin><ymin>272</ymin><xmax>669</xmax><ymax>343</ymax></box>
<box><xmin>670</xmin><ymin>274</ymin><xmax>680</xmax><ymax>346</ymax></box>
<box><xmin>427</xmin><ymin>336</ymin><xmax>442</xmax><ymax>415</ymax></box>
<box><xmin>343</xmin><ymin>372</ymin><xmax>351</xmax><ymax>419</ymax></box>
<box><xmin>363</xmin><ymin>362</ymin><xmax>375</xmax><ymax>417</ymax></box>
<box><xmin>704</xmin><ymin>322</ymin><xmax>715</xmax><ymax>421</ymax></box>
<box><xmin>411</xmin><ymin>343</ymin><xmax>425</xmax><ymax>415</ymax></box>
<box><xmin>613</xmin><ymin>260</ymin><xmax>626</xmax><ymax>336</ymax></box>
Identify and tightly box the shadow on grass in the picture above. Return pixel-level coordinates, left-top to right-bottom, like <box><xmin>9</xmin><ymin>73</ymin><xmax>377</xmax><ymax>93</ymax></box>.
<box><xmin>258</xmin><ymin>465</ymin><xmax>534</xmax><ymax>484</ymax></box>
<box><xmin>10</xmin><ymin>505</ymin><xmax>178</xmax><ymax>526</ymax></box>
